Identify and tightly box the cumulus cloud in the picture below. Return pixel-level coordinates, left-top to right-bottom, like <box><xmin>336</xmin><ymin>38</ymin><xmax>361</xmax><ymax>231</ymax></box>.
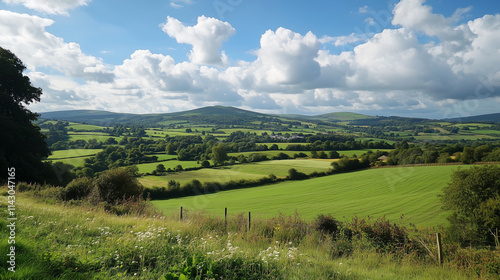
<box><xmin>2</xmin><ymin>0</ymin><xmax>91</xmax><ymax>15</ymax></box>
<box><xmin>0</xmin><ymin>10</ymin><xmax>114</xmax><ymax>82</ymax></box>
<box><xmin>161</xmin><ymin>16</ymin><xmax>235</xmax><ymax>65</ymax></box>
<box><xmin>6</xmin><ymin>0</ymin><xmax>498</xmax><ymax>117</ymax></box>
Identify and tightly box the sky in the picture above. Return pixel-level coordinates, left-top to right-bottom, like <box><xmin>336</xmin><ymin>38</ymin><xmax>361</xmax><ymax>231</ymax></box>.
<box><xmin>1</xmin><ymin>0</ymin><xmax>499</xmax><ymax>119</ymax></box>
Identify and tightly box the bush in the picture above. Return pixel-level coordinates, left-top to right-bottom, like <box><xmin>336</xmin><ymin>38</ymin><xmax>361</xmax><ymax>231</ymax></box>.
<box><xmin>62</xmin><ymin>177</ymin><xmax>93</xmax><ymax>201</ymax></box>
<box><xmin>312</xmin><ymin>214</ymin><xmax>340</xmax><ymax>237</ymax></box>
<box><xmin>441</xmin><ymin>165</ymin><xmax>500</xmax><ymax>246</ymax></box>
<box><xmin>92</xmin><ymin>168</ymin><xmax>144</xmax><ymax>204</ymax></box>
<box><xmin>287</xmin><ymin>168</ymin><xmax>308</xmax><ymax>180</ymax></box>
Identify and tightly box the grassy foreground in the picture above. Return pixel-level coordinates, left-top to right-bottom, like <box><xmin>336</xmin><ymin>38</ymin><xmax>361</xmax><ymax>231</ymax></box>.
<box><xmin>153</xmin><ymin>165</ymin><xmax>472</xmax><ymax>227</ymax></box>
<box><xmin>0</xmin><ymin>192</ymin><xmax>484</xmax><ymax>279</ymax></box>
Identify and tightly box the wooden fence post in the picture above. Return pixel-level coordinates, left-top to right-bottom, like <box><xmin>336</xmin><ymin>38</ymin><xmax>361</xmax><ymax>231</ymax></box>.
<box><xmin>436</xmin><ymin>233</ymin><xmax>443</xmax><ymax>266</ymax></box>
<box><xmin>180</xmin><ymin>206</ymin><xmax>183</xmax><ymax>221</ymax></box>
<box><xmin>248</xmin><ymin>212</ymin><xmax>251</xmax><ymax>232</ymax></box>
<box><xmin>224</xmin><ymin>207</ymin><xmax>227</xmax><ymax>232</ymax></box>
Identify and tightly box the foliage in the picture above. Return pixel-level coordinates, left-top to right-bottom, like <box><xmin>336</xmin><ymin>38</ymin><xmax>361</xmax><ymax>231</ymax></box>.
<box><xmin>0</xmin><ymin>47</ymin><xmax>51</xmax><ymax>183</ymax></box>
<box><xmin>441</xmin><ymin>165</ymin><xmax>500</xmax><ymax>246</ymax></box>
<box><xmin>92</xmin><ymin>168</ymin><xmax>145</xmax><ymax>204</ymax></box>
<box><xmin>211</xmin><ymin>143</ymin><xmax>228</xmax><ymax>166</ymax></box>
<box><xmin>62</xmin><ymin>177</ymin><xmax>93</xmax><ymax>201</ymax></box>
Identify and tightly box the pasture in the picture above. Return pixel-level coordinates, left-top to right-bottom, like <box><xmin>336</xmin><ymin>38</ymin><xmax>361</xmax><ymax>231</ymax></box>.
<box><xmin>139</xmin><ymin>159</ymin><xmax>333</xmax><ymax>187</ymax></box>
<box><xmin>152</xmin><ymin>165</ymin><xmax>479</xmax><ymax>227</ymax></box>
<box><xmin>45</xmin><ymin>149</ymin><xmax>103</xmax><ymax>167</ymax></box>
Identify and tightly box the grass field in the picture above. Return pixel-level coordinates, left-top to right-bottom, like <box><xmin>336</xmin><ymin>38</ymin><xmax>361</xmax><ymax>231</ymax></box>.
<box><xmin>45</xmin><ymin>149</ymin><xmax>103</xmax><ymax>167</ymax></box>
<box><xmin>47</xmin><ymin>149</ymin><xmax>103</xmax><ymax>159</ymax></box>
<box><xmin>152</xmin><ymin>165</ymin><xmax>483</xmax><ymax>227</ymax></box>
<box><xmin>140</xmin><ymin>159</ymin><xmax>333</xmax><ymax>187</ymax></box>
<box><xmin>67</xmin><ymin>122</ymin><xmax>106</xmax><ymax>131</ymax></box>
<box><xmin>68</xmin><ymin>132</ymin><xmax>122</xmax><ymax>142</ymax></box>
<box><xmin>136</xmin><ymin>160</ymin><xmax>202</xmax><ymax>174</ymax></box>
<box><xmin>0</xmin><ymin>192</ymin><xmax>480</xmax><ymax>279</ymax></box>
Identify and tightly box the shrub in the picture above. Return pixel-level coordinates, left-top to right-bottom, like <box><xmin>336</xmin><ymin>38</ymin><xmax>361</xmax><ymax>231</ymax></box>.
<box><xmin>92</xmin><ymin>168</ymin><xmax>144</xmax><ymax>204</ymax></box>
<box><xmin>287</xmin><ymin>168</ymin><xmax>308</xmax><ymax>180</ymax></box>
<box><xmin>441</xmin><ymin>165</ymin><xmax>500</xmax><ymax>246</ymax></box>
<box><xmin>312</xmin><ymin>214</ymin><xmax>340</xmax><ymax>237</ymax></box>
<box><xmin>62</xmin><ymin>177</ymin><xmax>93</xmax><ymax>201</ymax></box>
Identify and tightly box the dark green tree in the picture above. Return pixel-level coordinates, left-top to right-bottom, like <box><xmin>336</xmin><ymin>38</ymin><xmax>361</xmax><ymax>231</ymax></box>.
<box><xmin>460</xmin><ymin>146</ymin><xmax>475</xmax><ymax>164</ymax></box>
<box><xmin>211</xmin><ymin>143</ymin><xmax>228</xmax><ymax>166</ymax></box>
<box><xmin>0</xmin><ymin>47</ymin><xmax>50</xmax><ymax>183</ymax></box>
<box><xmin>441</xmin><ymin>165</ymin><xmax>500</xmax><ymax>246</ymax></box>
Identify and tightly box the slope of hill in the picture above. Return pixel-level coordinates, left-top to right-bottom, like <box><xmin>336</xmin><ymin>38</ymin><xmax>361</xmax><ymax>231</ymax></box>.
<box><xmin>152</xmin><ymin>165</ymin><xmax>468</xmax><ymax>227</ymax></box>
<box><xmin>40</xmin><ymin>110</ymin><xmax>135</xmax><ymax>124</ymax></box>
<box><xmin>312</xmin><ymin>112</ymin><xmax>375</xmax><ymax>121</ymax></box>
<box><xmin>444</xmin><ymin>113</ymin><xmax>500</xmax><ymax>123</ymax></box>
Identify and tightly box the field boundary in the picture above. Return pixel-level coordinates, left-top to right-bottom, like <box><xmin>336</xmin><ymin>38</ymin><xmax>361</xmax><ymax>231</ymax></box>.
<box><xmin>371</xmin><ymin>161</ymin><xmax>500</xmax><ymax>169</ymax></box>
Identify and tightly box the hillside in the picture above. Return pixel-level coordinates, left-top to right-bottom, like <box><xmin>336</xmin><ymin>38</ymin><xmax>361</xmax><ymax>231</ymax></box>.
<box><xmin>445</xmin><ymin>113</ymin><xmax>500</xmax><ymax>123</ymax></box>
<box><xmin>40</xmin><ymin>106</ymin><xmax>271</xmax><ymax>126</ymax></box>
<box><xmin>152</xmin><ymin>165</ymin><xmax>473</xmax><ymax>227</ymax></box>
<box><xmin>312</xmin><ymin>112</ymin><xmax>375</xmax><ymax>121</ymax></box>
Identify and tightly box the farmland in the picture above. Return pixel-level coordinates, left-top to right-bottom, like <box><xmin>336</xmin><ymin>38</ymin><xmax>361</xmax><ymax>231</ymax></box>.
<box><xmin>152</xmin><ymin>165</ymin><xmax>478</xmax><ymax>227</ymax></box>
<box><xmin>3</xmin><ymin>106</ymin><xmax>500</xmax><ymax>279</ymax></box>
<box><xmin>140</xmin><ymin>159</ymin><xmax>333</xmax><ymax>187</ymax></box>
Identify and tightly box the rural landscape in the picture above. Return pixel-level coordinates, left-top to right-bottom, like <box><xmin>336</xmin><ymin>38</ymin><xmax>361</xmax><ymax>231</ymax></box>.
<box><xmin>2</xmin><ymin>0</ymin><xmax>500</xmax><ymax>279</ymax></box>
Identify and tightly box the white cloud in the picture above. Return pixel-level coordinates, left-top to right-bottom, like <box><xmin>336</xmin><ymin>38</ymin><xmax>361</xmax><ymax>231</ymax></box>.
<box><xmin>2</xmin><ymin>0</ymin><xmax>91</xmax><ymax>15</ymax></box>
<box><xmin>161</xmin><ymin>16</ymin><xmax>235</xmax><ymax>65</ymax></box>
<box><xmin>7</xmin><ymin>1</ymin><xmax>497</xmax><ymax>118</ymax></box>
<box><xmin>320</xmin><ymin>33</ymin><xmax>367</xmax><ymax>47</ymax></box>
<box><xmin>234</xmin><ymin>27</ymin><xmax>321</xmax><ymax>89</ymax></box>
<box><xmin>169</xmin><ymin>0</ymin><xmax>194</xmax><ymax>9</ymax></box>
<box><xmin>0</xmin><ymin>10</ymin><xmax>113</xmax><ymax>82</ymax></box>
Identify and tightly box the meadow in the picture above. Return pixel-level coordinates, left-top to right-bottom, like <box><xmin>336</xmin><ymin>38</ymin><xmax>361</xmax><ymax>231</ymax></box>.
<box><xmin>45</xmin><ymin>149</ymin><xmax>103</xmax><ymax>167</ymax></box>
<box><xmin>0</xmin><ymin>188</ymin><xmax>487</xmax><ymax>279</ymax></box>
<box><xmin>152</xmin><ymin>165</ymin><xmax>478</xmax><ymax>227</ymax></box>
<box><xmin>139</xmin><ymin>159</ymin><xmax>333</xmax><ymax>187</ymax></box>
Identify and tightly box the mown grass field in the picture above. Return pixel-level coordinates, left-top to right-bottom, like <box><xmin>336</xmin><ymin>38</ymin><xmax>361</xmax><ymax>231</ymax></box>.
<box><xmin>152</xmin><ymin>165</ymin><xmax>482</xmax><ymax>227</ymax></box>
<box><xmin>135</xmin><ymin>160</ymin><xmax>202</xmax><ymax>174</ymax></box>
<box><xmin>47</xmin><ymin>149</ymin><xmax>103</xmax><ymax>159</ymax></box>
<box><xmin>0</xmin><ymin>191</ymin><xmax>482</xmax><ymax>279</ymax></box>
<box><xmin>67</xmin><ymin>132</ymin><xmax>122</xmax><ymax>142</ymax></box>
<box><xmin>139</xmin><ymin>159</ymin><xmax>333</xmax><ymax>187</ymax></box>
<box><xmin>45</xmin><ymin>149</ymin><xmax>103</xmax><ymax>167</ymax></box>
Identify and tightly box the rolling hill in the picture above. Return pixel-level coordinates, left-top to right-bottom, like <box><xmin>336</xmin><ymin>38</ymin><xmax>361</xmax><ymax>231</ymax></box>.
<box><xmin>40</xmin><ymin>106</ymin><xmax>500</xmax><ymax>126</ymax></box>
<box><xmin>444</xmin><ymin>113</ymin><xmax>500</xmax><ymax>123</ymax></box>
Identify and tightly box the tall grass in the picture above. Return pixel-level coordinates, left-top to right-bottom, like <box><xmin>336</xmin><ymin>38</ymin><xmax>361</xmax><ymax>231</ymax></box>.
<box><xmin>0</xmin><ymin>189</ymin><xmax>492</xmax><ymax>279</ymax></box>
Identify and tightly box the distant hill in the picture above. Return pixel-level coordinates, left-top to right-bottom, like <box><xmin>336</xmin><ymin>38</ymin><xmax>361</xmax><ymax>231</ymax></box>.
<box><xmin>40</xmin><ymin>106</ymin><xmax>270</xmax><ymax>126</ymax></box>
<box><xmin>40</xmin><ymin>110</ymin><xmax>136</xmax><ymax>124</ymax></box>
<box><xmin>444</xmin><ymin>113</ymin><xmax>500</xmax><ymax>123</ymax></box>
<box><xmin>39</xmin><ymin>106</ymin><xmax>499</xmax><ymax>127</ymax></box>
<box><xmin>312</xmin><ymin>112</ymin><xmax>375</xmax><ymax>121</ymax></box>
<box><xmin>169</xmin><ymin>106</ymin><xmax>266</xmax><ymax>118</ymax></box>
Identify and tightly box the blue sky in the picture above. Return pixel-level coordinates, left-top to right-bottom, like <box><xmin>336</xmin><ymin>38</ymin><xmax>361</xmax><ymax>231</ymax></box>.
<box><xmin>1</xmin><ymin>0</ymin><xmax>499</xmax><ymax>118</ymax></box>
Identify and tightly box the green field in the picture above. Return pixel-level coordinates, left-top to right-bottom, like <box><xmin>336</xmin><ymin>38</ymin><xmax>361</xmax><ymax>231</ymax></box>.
<box><xmin>67</xmin><ymin>122</ymin><xmax>106</xmax><ymax>131</ymax></box>
<box><xmin>47</xmin><ymin>149</ymin><xmax>103</xmax><ymax>159</ymax></box>
<box><xmin>45</xmin><ymin>149</ymin><xmax>103</xmax><ymax>167</ymax></box>
<box><xmin>152</xmin><ymin>165</ymin><xmax>484</xmax><ymax>227</ymax></box>
<box><xmin>68</xmin><ymin>132</ymin><xmax>122</xmax><ymax>142</ymax></box>
<box><xmin>140</xmin><ymin>159</ymin><xmax>333</xmax><ymax>187</ymax></box>
<box><xmin>136</xmin><ymin>160</ymin><xmax>202</xmax><ymax>174</ymax></box>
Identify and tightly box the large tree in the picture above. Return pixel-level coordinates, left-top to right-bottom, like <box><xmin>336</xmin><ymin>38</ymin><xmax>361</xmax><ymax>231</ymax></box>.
<box><xmin>441</xmin><ymin>165</ymin><xmax>500</xmax><ymax>246</ymax></box>
<box><xmin>211</xmin><ymin>143</ymin><xmax>228</xmax><ymax>166</ymax></box>
<box><xmin>0</xmin><ymin>47</ymin><xmax>50</xmax><ymax>183</ymax></box>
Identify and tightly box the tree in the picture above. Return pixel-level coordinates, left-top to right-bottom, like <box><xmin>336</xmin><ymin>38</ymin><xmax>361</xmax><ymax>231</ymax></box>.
<box><xmin>0</xmin><ymin>47</ymin><xmax>50</xmax><ymax>183</ymax></box>
<box><xmin>441</xmin><ymin>165</ymin><xmax>500</xmax><ymax>246</ymax></box>
<box><xmin>460</xmin><ymin>146</ymin><xmax>475</xmax><ymax>164</ymax></box>
<box><xmin>211</xmin><ymin>143</ymin><xmax>228</xmax><ymax>166</ymax></box>
<box><xmin>155</xmin><ymin>164</ymin><xmax>166</xmax><ymax>174</ymax></box>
